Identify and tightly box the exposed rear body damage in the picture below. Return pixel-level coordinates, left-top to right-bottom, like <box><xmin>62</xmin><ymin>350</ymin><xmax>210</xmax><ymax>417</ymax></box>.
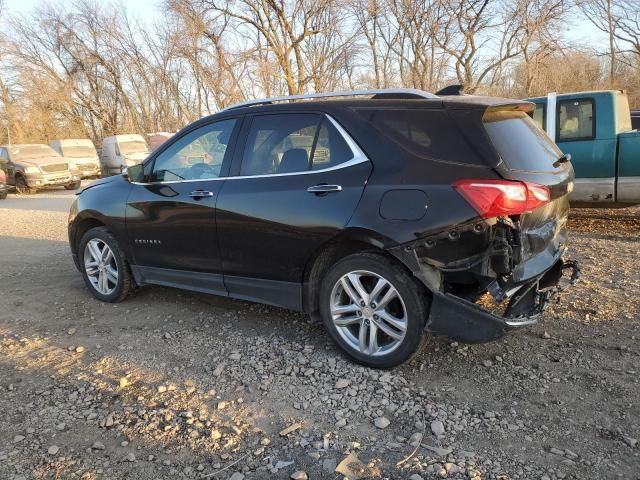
<box><xmin>358</xmin><ymin>98</ymin><xmax>580</xmax><ymax>342</ymax></box>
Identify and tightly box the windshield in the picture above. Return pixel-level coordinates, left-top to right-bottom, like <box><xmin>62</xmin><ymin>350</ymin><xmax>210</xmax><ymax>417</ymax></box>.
<box><xmin>9</xmin><ymin>145</ymin><xmax>60</xmax><ymax>160</ymax></box>
<box><xmin>119</xmin><ymin>140</ymin><xmax>148</xmax><ymax>155</ymax></box>
<box><xmin>62</xmin><ymin>145</ymin><xmax>97</xmax><ymax>157</ymax></box>
<box><xmin>483</xmin><ymin>110</ymin><xmax>564</xmax><ymax>172</ymax></box>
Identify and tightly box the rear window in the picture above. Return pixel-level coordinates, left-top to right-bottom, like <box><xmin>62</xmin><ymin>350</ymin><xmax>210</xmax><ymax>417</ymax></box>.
<box><xmin>354</xmin><ymin>108</ymin><xmax>485</xmax><ymax>165</ymax></box>
<box><xmin>483</xmin><ymin>110</ymin><xmax>563</xmax><ymax>172</ymax></box>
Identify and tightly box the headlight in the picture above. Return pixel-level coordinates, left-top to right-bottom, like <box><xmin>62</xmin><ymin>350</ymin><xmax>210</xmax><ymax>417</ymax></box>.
<box><xmin>24</xmin><ymin>166</ymin><xmax>40</xmax><ymax>174</ymax></box>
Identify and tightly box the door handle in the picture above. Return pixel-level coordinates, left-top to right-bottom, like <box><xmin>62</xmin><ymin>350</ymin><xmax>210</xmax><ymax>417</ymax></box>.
<box><xmin>189</xmin><ymin>190</ymin><xmax>214</xmax><ymax>199</ymax></box>
<box><xmin>307</xmin><ymin>184</ymin><xmax>343</xmax><ymax>194</ymax></box>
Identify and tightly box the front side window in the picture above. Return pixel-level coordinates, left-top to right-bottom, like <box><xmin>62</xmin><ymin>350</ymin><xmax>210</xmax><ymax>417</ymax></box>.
<box><xmin>558</xmin><ymin>99</ymin><xmax>594</xmax><ymax>141</ymax></box>
<box><xmin>240</xmin><ymin>114</ymin><xmax>353</xmax><ymax>176</ymax></box>
<box><xmin>151</xmin><ymin>119</ymin><xmax>236</xmax><ymax>182</ymax></box>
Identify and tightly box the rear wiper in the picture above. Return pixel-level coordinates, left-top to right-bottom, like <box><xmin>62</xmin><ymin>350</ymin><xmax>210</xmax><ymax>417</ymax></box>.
<box><xmin>553</xmin><ymin>153</ymin><xmax>571</xmax><ymax>168</ymax></box>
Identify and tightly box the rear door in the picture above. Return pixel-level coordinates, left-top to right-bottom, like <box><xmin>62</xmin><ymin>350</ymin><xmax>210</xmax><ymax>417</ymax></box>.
<box><xmin>125</xmin><ymin>118</ymin><xmax>239</xmax><ymax>294</ymax></box>
<box><xmin>216</xmin><ymin>112</ymin><xmax>371</xmax><ymax>310</ymax></box>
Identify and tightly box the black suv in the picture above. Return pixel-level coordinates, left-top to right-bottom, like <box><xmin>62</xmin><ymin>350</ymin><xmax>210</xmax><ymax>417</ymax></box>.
<box><xmin>69</xmin><ymin>89</ymin><xmax>578</xmax><ymax>368</ymax></box>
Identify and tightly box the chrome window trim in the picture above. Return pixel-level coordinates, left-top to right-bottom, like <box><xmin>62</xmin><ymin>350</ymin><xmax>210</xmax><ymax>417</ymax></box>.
<box><xmin>132</xmin><ymin>115</ymin><xmax>370</xmax><ymax>185</ymax></box>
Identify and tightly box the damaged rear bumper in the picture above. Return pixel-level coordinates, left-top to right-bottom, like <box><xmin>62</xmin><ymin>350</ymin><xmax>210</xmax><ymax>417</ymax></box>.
<box><xmin>425</xmin><ymin>258</ymin><xmax>580</xmax><ymax>343</ymax></box>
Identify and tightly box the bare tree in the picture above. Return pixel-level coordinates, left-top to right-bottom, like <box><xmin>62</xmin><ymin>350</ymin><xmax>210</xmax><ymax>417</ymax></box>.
<box><xmin>579</xmin><ymin>0</ymin><xmax>619</xmax><ymax>86</ymax></box>
<box><xmin>196</xmin><ymin>0</ymin><xmax>340</xmax><ymax>95</ymax></box>
<box><xmin>513</xmin><ymin>0</ymin><xmax>567</xmax><ymax>95</ymax></box>
<box><xmin>435</xmin><ymin>0</ymin><xmax>525</xmax><ymax>93</ymax></box>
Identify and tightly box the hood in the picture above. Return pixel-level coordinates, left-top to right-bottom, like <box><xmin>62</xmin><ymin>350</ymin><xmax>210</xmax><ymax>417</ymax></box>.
<box><xmin>78</xmin><ymin>174</ymin><xmax>121</xmax><ymax>194</ymax></box>
<box><xmin>19</xmin><ymin>156</ymin><xmax>67</xmax><ymax>166</ymax></box>
<box><xmin>71</xmin><ymin>156</ymin><xmax>100</xmax><ymax>163</ymax></box>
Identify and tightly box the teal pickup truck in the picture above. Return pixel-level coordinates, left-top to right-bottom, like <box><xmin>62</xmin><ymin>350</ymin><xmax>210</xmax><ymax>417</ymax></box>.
<box><xmin>526</xmin><ymin>90</ymin><xmax>640</xmax><ymax>205</ymax></box>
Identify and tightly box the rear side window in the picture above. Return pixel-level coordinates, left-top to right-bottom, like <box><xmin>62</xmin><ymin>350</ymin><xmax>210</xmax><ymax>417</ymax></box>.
<box><xmin>240</xmin><ymin>114</ymin><xmax>353</xmax><ymax>176</ymax></box>
<box><xmin>558</xmin><ymin>99</ymin><xmax>594</xmax><ymax>141</ymax></box>
<box><xmin>483</xmin><ymin>110</ymin><xmax>563</xmax><ymax>172</ymax></box>
<box><xmin>354</xmin><ymin>108</ymin><xmax>484</xmax><ymax>165</ymax></box>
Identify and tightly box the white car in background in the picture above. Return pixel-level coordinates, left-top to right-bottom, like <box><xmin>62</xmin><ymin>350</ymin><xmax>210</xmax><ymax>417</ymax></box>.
<box><xmin>49</xmin><ymin>139</ymin><xmax>101</xmax><ymax>179</ymax></box>
<box><xmin>100</xmin><ymin>134</ymin><xmax>150</xmax><ymax>176</ymax></box>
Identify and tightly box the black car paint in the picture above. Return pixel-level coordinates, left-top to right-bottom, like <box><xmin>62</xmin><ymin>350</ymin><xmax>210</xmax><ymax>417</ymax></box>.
<box><xmin>69</xmin><ymin>96</ymin><xmax>575</xmax><ymax>342</ymax></box>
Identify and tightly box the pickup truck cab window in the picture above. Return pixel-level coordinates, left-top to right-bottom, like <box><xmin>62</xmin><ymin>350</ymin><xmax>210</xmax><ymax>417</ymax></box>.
<box><xmin>558</xmin><ymin>99</ymin><xmax>595</xmax><ymax>141</ymax></box>
<box><xmin>151</xmin><ymin>119</ymin><xmax>236</xmax><ymax>182</ymax></box>
<box><xmin>532</xmin><ymin>103</ymin><xmax>546</xmax><ymax>131</ymax></box>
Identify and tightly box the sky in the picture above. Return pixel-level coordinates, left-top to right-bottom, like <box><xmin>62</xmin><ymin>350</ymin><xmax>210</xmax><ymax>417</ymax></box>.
<box><xmin>2</xmin><ymin>0</ymin><xmax>609</xmax><ymax>51</ymax></box>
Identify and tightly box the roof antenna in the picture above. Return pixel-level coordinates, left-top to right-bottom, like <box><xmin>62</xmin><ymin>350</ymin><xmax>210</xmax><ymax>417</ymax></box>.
<box><xmin>435</xmin><ymin>84</ymin><xmax>465</xmax><ymax>96</ymax></box>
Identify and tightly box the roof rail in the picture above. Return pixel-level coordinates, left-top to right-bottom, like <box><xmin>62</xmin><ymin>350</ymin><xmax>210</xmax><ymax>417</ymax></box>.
<box><xmin>221</xmin><ymin>88</ymin><xmax>438</xmax><ymax>111</ymax></box>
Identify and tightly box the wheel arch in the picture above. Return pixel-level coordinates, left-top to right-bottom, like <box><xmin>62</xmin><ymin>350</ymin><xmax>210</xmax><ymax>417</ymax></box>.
<box><xmin>69</xmin><ymin>212</ymin><xmax>117</xmax><ymax>264</ymax></box>
<box><xmin>302</xmin><ymin>227</ymin><xmax>426</xmax><ymax>314</ymax></box>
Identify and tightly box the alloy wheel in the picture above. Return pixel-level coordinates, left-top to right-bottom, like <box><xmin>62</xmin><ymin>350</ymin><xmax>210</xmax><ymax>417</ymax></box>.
<box><xmin>330</xmin><ymin>270</ymin><xmax>408</xmax><ymax>357</ymax></box>
<box><xmin>84</xmin><ymin>239</ymin><xmax>118</xmax><ymax>295</ymax></box>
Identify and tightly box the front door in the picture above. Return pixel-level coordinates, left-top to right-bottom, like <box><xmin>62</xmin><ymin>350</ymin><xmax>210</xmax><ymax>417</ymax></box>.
<box><xmin>216</xmin><ymin>112</ymin><xmax>372</xmax><ymax>309</ymax></box>
<box><xmin>126</xmin><ymin>118</ymin><xmax>239</xmax><ymax>294</ymax></box>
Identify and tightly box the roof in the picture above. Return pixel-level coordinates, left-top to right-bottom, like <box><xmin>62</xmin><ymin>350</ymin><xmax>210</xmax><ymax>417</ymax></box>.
<box><xmin>211</xmin><ymin>96</ymin><xmax>531</xmax><ymax>119</ymax></box>
<box><xmin>527</xmin><ymin>89</ymin><xmax>626</xmax><ymax>102</ymax></box>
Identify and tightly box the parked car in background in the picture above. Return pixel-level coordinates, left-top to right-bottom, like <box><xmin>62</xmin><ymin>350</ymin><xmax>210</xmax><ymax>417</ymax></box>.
<box><xmin>69</xmin><ymin>89</ymin><xmax>578</xmax><ymax>368</ymax></box>
<box><xmin>0</xmin><ymin>144</ymin><xmax>81</xmax><ymax>194</ymax></box>
<box><xmin>0</xmin><ymin>168</ymin><xmax>8</xmax><ymax>199</ymax></box>
<box><xmin>50</xmin><ymin>139</ymin><xmax>101</xmax><ymax>179</ymax></box>
<box><xmin>100</xmin><ymin>134</ymin><xmax>150</xmax><ymax>176</ymax></box>
<box><xmin>631</xmin><ymin>110</ymin><xmax>640</xmax><ymax>130</ymax></box>
<box><xmin>147</xmin><ymin>132</ymin><xmax>174</xmax><ymax>152</ymax></box>
<box><xmin>527</xmin><ymin>90</ymin><xmax>640</xmax><ymax>206</ymax></box>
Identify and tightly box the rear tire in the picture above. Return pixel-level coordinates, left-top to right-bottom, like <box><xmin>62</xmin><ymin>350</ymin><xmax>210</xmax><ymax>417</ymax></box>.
<box><xmin>0</xmin><ymin>190</ymin><xmax>7</xmax><ymax>200</ymax></box>
<box><xmin>78</xmin><ymin>227</ymin><xmax>133</xmax><ymax>302</ymax></box>
<box><xmin>319</xmin><ymin>252</ymin><xmax>429</xmax><ymax>368</ymax></box>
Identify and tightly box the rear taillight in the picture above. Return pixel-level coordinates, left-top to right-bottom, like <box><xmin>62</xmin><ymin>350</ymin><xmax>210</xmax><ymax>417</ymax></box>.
<box><xmin>453</xmin><ymin>179</ymin><xmax>550</xmax><ymax>218</ymax></box>
<box><xmin>0</xmin><ymin>169</ymin><xmax>5</xmax><ymax>183</ymax></box>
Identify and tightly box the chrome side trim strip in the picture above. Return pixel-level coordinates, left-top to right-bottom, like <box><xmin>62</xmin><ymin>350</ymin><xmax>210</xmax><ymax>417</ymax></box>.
<box><xmin>221</xmin><ymin>88</ymin><xmax>438</xmax><ymax>111</ymax></box>
<box><xmin>132</xmin><ymin>115</ymin><xmax>370</xmax><ymax>185</ymax></box>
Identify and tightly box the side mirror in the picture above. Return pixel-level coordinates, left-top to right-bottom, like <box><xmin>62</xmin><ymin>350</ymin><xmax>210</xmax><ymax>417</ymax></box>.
<box><xmin>123</xmin><ymin>163</ymin><xmax>144</xmax><ymax>182</ymax></box>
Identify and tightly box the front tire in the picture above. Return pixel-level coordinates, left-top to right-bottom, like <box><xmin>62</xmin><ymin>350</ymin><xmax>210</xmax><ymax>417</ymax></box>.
<box><xmin>78</xmin><ymin>227</ymin><xmax>133</xmax><ymax>302</ymax></box>
<box><xmin>15</xmin><ymin>175</ymin><xmax>36</xmax><ymax>194</ymax></box>
<box><xmin>319</xmin><ymin>252</ymin><xmax>429</xmax><ymax>368</ymax></box>
<box><xmin>65</xmin><ymin>180</ymin><xmax>82</xmax><ymax>190</ymax></box>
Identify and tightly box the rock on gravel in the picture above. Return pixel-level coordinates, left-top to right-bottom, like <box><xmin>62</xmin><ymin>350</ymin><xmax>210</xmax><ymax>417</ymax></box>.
<box><xmin>430</xmin><ymin>420</ymin><xmax>445</xmax><ymax>436</ymax></box>
<box><xmin>290</xmin><ymin>471</ymin><xmax>308</xmax><ymax>480</ymax></box>
<box><xmin>47</xmin><ymin>445</ymin><xmax>60</xmax><ymax>455</ymax></box>
<box><xmin>335</xmin><ymin>378</ymin><xmax>351</xmax><ymax>389</ymax></box>
<box><xmin>228</xmin><ymin>473</ymin><xmax>244</xmax><ymax>480</ymax></box>
<box><xmin>374</xmin><ymin>416</ymin><xmax>390</xmax><ymax>429</ymax></box>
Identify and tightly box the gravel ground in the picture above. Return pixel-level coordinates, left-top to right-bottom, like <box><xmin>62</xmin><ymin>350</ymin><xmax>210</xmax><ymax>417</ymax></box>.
<box><xmin>0</xmin><ymin>185</ymin><xmax>638</xmax><ymax>480</ymax></box>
